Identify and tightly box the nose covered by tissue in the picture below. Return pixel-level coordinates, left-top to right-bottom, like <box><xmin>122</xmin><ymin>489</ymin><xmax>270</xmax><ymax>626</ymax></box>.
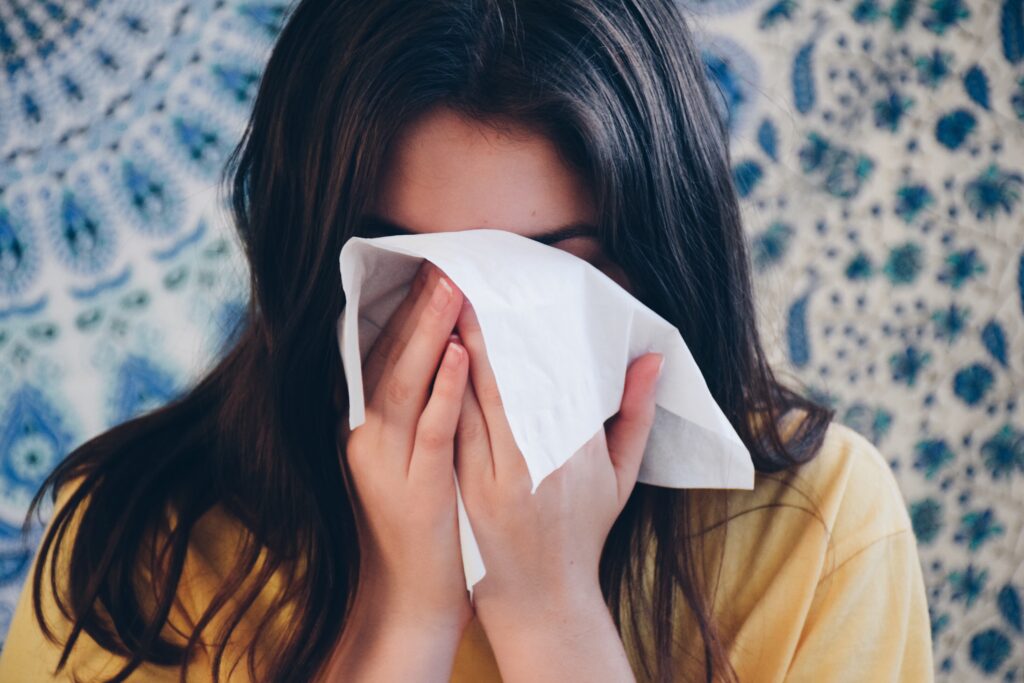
<box><xmin>336</xmin><ymin>228</ymin><xmax>754</xmax><ymax>597</ymax></box>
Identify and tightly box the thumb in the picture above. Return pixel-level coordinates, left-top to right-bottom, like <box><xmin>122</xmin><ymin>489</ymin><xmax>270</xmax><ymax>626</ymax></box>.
<box><xmin>605</xmin><ymin>352</ymin><xmax>664</xmax><ymax>506</ymax></box>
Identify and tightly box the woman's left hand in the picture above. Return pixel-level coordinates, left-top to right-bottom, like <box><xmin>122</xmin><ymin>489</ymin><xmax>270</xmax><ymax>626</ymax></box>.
<box><xmin>452</xmin><ymin>297</ymin><xmax>662</xmax><ymax>679</ymax></box>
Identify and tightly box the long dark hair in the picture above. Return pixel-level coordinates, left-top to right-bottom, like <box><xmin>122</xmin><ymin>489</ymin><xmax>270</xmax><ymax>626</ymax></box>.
<box><xmin>23</xmin><ymin>1</ymin><xmax>834</xmax><ymax>681</ymax></box>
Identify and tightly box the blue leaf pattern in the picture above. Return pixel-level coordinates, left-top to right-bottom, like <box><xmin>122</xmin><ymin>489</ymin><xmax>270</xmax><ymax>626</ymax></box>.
<box><xmin>980</xmin><ymin>320</ymin><xmax>1008</xmax><ymax>367</ymax></box>
<box><xmin>1018</xmin><ymin>250</ymin><xmax>1024</xmax><ymax>315</ymax></box>
<box><xmin>758</xmin><ymin>118</ymin><xmax>779</xmax><ymax>161</ymax></box>
<box><xmin>997</xmin><ymin>584</ymin><xmax>1022</xmax><ymax>633</ymax></box>
<box><xmin>1002</xmin><ymin>0</ymin><xmax>1024</xmax><ymax>64</ymax></box>
<box><xmin>792</xmin><ymin>41</ymin><xmax>816</xmax><ymax>114</ymax></box>
<box><xmin>963</xmin><ymin>65</ymin><xmax>990</xmax><ymax>109</ymax></box>
<box><xmin>786</xmin><ymin>291</ymin><xmax>811</xmax><ymax>368</ymax></box>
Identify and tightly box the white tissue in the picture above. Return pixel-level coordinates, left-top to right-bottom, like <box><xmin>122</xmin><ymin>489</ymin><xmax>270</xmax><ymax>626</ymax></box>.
<box><xmin>336</xmin><ymin>228</ymin><xmax>754</xmax><ymax>598</ymax></box>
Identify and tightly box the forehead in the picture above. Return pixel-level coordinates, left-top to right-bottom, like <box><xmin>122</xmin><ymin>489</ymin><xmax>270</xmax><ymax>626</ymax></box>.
<box><xmin>372</xmin><ymin>106</ymin><xmax>595</xmax><ymax>237</ymax></box>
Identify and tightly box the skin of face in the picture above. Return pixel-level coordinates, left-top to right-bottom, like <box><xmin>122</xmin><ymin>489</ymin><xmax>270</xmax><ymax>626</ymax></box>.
<box><xmin>368</xmin><ymin>106</ymin><xmax>632</xmax><ymax>292</ymax></box>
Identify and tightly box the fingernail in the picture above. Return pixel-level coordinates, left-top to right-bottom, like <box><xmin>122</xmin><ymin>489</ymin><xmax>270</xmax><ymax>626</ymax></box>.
<box><xmin>444</xmin><ymin>341</ymin><xmax>463</xmax><ymax>367</ymax></box>
<box><xmin>431</xmin><ymin>277</ymin><xmax>453</xmax><ymax>310</ymax></box>
<box><xmin>656</xmin><ymin>355</ymin><xmax>665</xmax><ymax>376</ymax></box>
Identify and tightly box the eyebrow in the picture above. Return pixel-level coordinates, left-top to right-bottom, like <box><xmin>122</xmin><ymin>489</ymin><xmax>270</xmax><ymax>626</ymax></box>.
<box><xmin>358</xmin><ymin>214</ymin><xmax>599</xmax><ymax>246</ymax></box>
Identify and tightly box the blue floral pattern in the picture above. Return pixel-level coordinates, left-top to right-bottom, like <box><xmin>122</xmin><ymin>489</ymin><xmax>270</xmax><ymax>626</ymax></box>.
<box><xmin>687</xmin><ymin>0</ymin><xmax>1024</xmax><ymax>678</ymax></box>
<box><xmin>0</xmin><ymin>0</ymin><xmax>1020</xmax><ymax>678</ymax></box>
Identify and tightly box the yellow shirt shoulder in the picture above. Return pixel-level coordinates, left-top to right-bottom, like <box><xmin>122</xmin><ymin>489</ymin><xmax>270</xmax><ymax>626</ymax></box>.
<box><xmin>704</xmin><ymin>419</ymin><xmax>934</xmax><ymax>682</ymax></box>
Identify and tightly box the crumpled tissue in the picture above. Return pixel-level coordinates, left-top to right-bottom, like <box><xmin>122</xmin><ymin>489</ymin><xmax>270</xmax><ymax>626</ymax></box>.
<box><xmin>336</xmin><ymin>228</ymin><xmax>754</xmax><ymax>598</ymax></box>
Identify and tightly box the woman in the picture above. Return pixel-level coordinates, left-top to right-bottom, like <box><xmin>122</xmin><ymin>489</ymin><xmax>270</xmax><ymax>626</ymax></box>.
<box><xmin>0</xmin><ymin>0</ymin><xmax>933</xmax><ymax>681</ymax></box>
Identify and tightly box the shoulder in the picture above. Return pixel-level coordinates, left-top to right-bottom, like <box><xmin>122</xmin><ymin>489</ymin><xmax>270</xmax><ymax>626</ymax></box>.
<box><xmin>0</xmin><ymin>475</ymin><xmax>188</xmax><ymax>680</ymax></box>
<box><xmin>788</xmin><ymin>418</ymin><xmax>912</xmax><ymax>553</ymax></box>
<box><xmin>0</xmin><ymin>475</ymin><xmax>289</xmax><ymax>682</ymax></box>
<box><xmin>686</xmin><ymin>417</ymin><xmax>919</xmax><ymax>633</ymax></box>
<box><xmin>724</xmin><ymin>417</ymin><xmax>913</xmax><ymax>571</ymax></box>
<box><xmin>690</xmin><ymin>419</ymin><xmax>932</xmax><ymax>679</ymax></box>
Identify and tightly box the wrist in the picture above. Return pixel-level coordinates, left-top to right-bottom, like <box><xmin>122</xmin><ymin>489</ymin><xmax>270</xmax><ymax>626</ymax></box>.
<box><xmin>474</xmin><ymin>581</ymin><xmax>611</xmax><ymax>640</ymax></box>
<box><xmin>351</xmin><ymin>574</ymin><xmax>472</xmax><ymax>635</ymax></box>
<box><xmin>473</xmin><ymin>584</ymin><xmax>635</xmax><ymax>682</ymax></box>
<box><xmin>352</xmin><ymin>569</ymin><xmax>471</xmax><ymax>626</ymax></box>
<box><xmin>322</xmin><ymin>598</ymin><xmax>467</xmax><ymax>683</ymax></box>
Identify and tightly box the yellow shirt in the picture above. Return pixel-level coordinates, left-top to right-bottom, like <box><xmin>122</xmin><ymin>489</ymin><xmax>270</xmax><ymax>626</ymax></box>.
<box><xmin>0</xmin><ymin>420</ymin><xmax>934</xmax><ymax>681</ymax></box>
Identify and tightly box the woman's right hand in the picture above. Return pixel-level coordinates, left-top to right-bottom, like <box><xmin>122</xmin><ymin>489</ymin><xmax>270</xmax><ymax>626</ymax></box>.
<box><xmin>324</xmin><ymin>260</ymin><xmax>471</xmax><ymax>682</ymax></box>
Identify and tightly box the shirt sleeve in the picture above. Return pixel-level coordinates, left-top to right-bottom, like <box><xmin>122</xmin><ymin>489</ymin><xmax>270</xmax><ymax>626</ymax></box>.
<box><xmin>784</xmin><ymin>527</ymin><xmax>935</xmax><ymax>682</ymax></box>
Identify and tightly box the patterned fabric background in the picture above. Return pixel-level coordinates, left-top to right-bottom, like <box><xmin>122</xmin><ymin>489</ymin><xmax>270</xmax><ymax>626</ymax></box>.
<box><xmin>0</xmin><ymin>0</ymin><xmax>1021</xmax><ymax>679</ymax></box>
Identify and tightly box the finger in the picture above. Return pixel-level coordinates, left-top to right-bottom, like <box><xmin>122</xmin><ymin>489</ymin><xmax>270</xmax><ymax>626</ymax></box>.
<box><xmin>370</xmin><ymin>268</ymin><xmax>464</xmax><ymax>441</ymax></box>
<box><xmin>454</xmin><ymin>350</ymin><xmax>495</xmax><ymax>483</ymax></box>
<box><xmin>362</xmin><ymin>260</ymin><xmax>433</xmax><ymax>396</ymax></box>
<box><xmin>454</xmin><ymin>299</ymin><xmax>526</xmax><ymax>482</ymax></box>
<box><xmin>605</xmin><ymin>353</ymin><xmax>663</xmax><ymax>506</ymax></box>
<box><xmin>410</xmin><ymin>337</ymin><xmax>469</xmax><ymax>484</ymax></box>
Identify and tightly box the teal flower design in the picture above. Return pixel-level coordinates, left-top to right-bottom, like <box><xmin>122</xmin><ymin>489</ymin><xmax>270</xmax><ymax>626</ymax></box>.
<box><xmin>874</xmin><ymin>91</ymin><xmax>914</xmax><ymax>132</ymax></box>
<box><xmin>914</xmin><ymin>48</ymin><xmax>953</xmax><ymax>88</ymax></box>
<box><xmin>894</xmin><ymin>183</ymin><xmax>935</xmax><ymax>223</ymax></box>
<box><xmin>948</xmin><ymin>565</ymin><xmax>988</xmax><ymax>609</ymax></box>
<box><xmin>931</xmin><ymin>304</ymin><xmax>970</xmax><ymax>343</ymax></box>
<box><xmin>963</xmin><ymin>164</ymin><xmax>1023</xmax><ymax>220</ymax></box>
<box><xmin>955</xmin><ymin>509</ymin><xmax>1005</xmax><ymax>551</ymax></box>
<box><xmin>751</xmin><ymin>222</ymin><xmax>793</xmax><ymax>270</ymax></box>
<box><xmin>981</xmin><ymin>425</ymin><xmax>1024</xmax><ymax>480</ymax></box>
<box><xmin>937</xmin><ymin>248</ymin><xmax>986</xmax><ymax>289</ymax></box>
<box><xmin>890</xmin><ymin>345</ymin><xmax>932</xmax><ymax>386</ymax></box>
<box><xmin>922</xmin><ymin>0</ymin><xmax>970</xmax><ymax>35</ymax></box>
<box><xmin>913</xmin><ymin>438</ymin><xmax>954</xmax><ymax>478</ymax></box>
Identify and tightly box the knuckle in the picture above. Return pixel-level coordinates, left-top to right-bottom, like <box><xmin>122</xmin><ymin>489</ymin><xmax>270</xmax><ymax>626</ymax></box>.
<box><xmin>417</xmin><ymin>426</ymin><xmax>451</xmax><ymax>451</ymax></box>
<box><xmin>382</xmin><ymin>375</ymin><xmax>414</xmax><ymax>406</ymax></box>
